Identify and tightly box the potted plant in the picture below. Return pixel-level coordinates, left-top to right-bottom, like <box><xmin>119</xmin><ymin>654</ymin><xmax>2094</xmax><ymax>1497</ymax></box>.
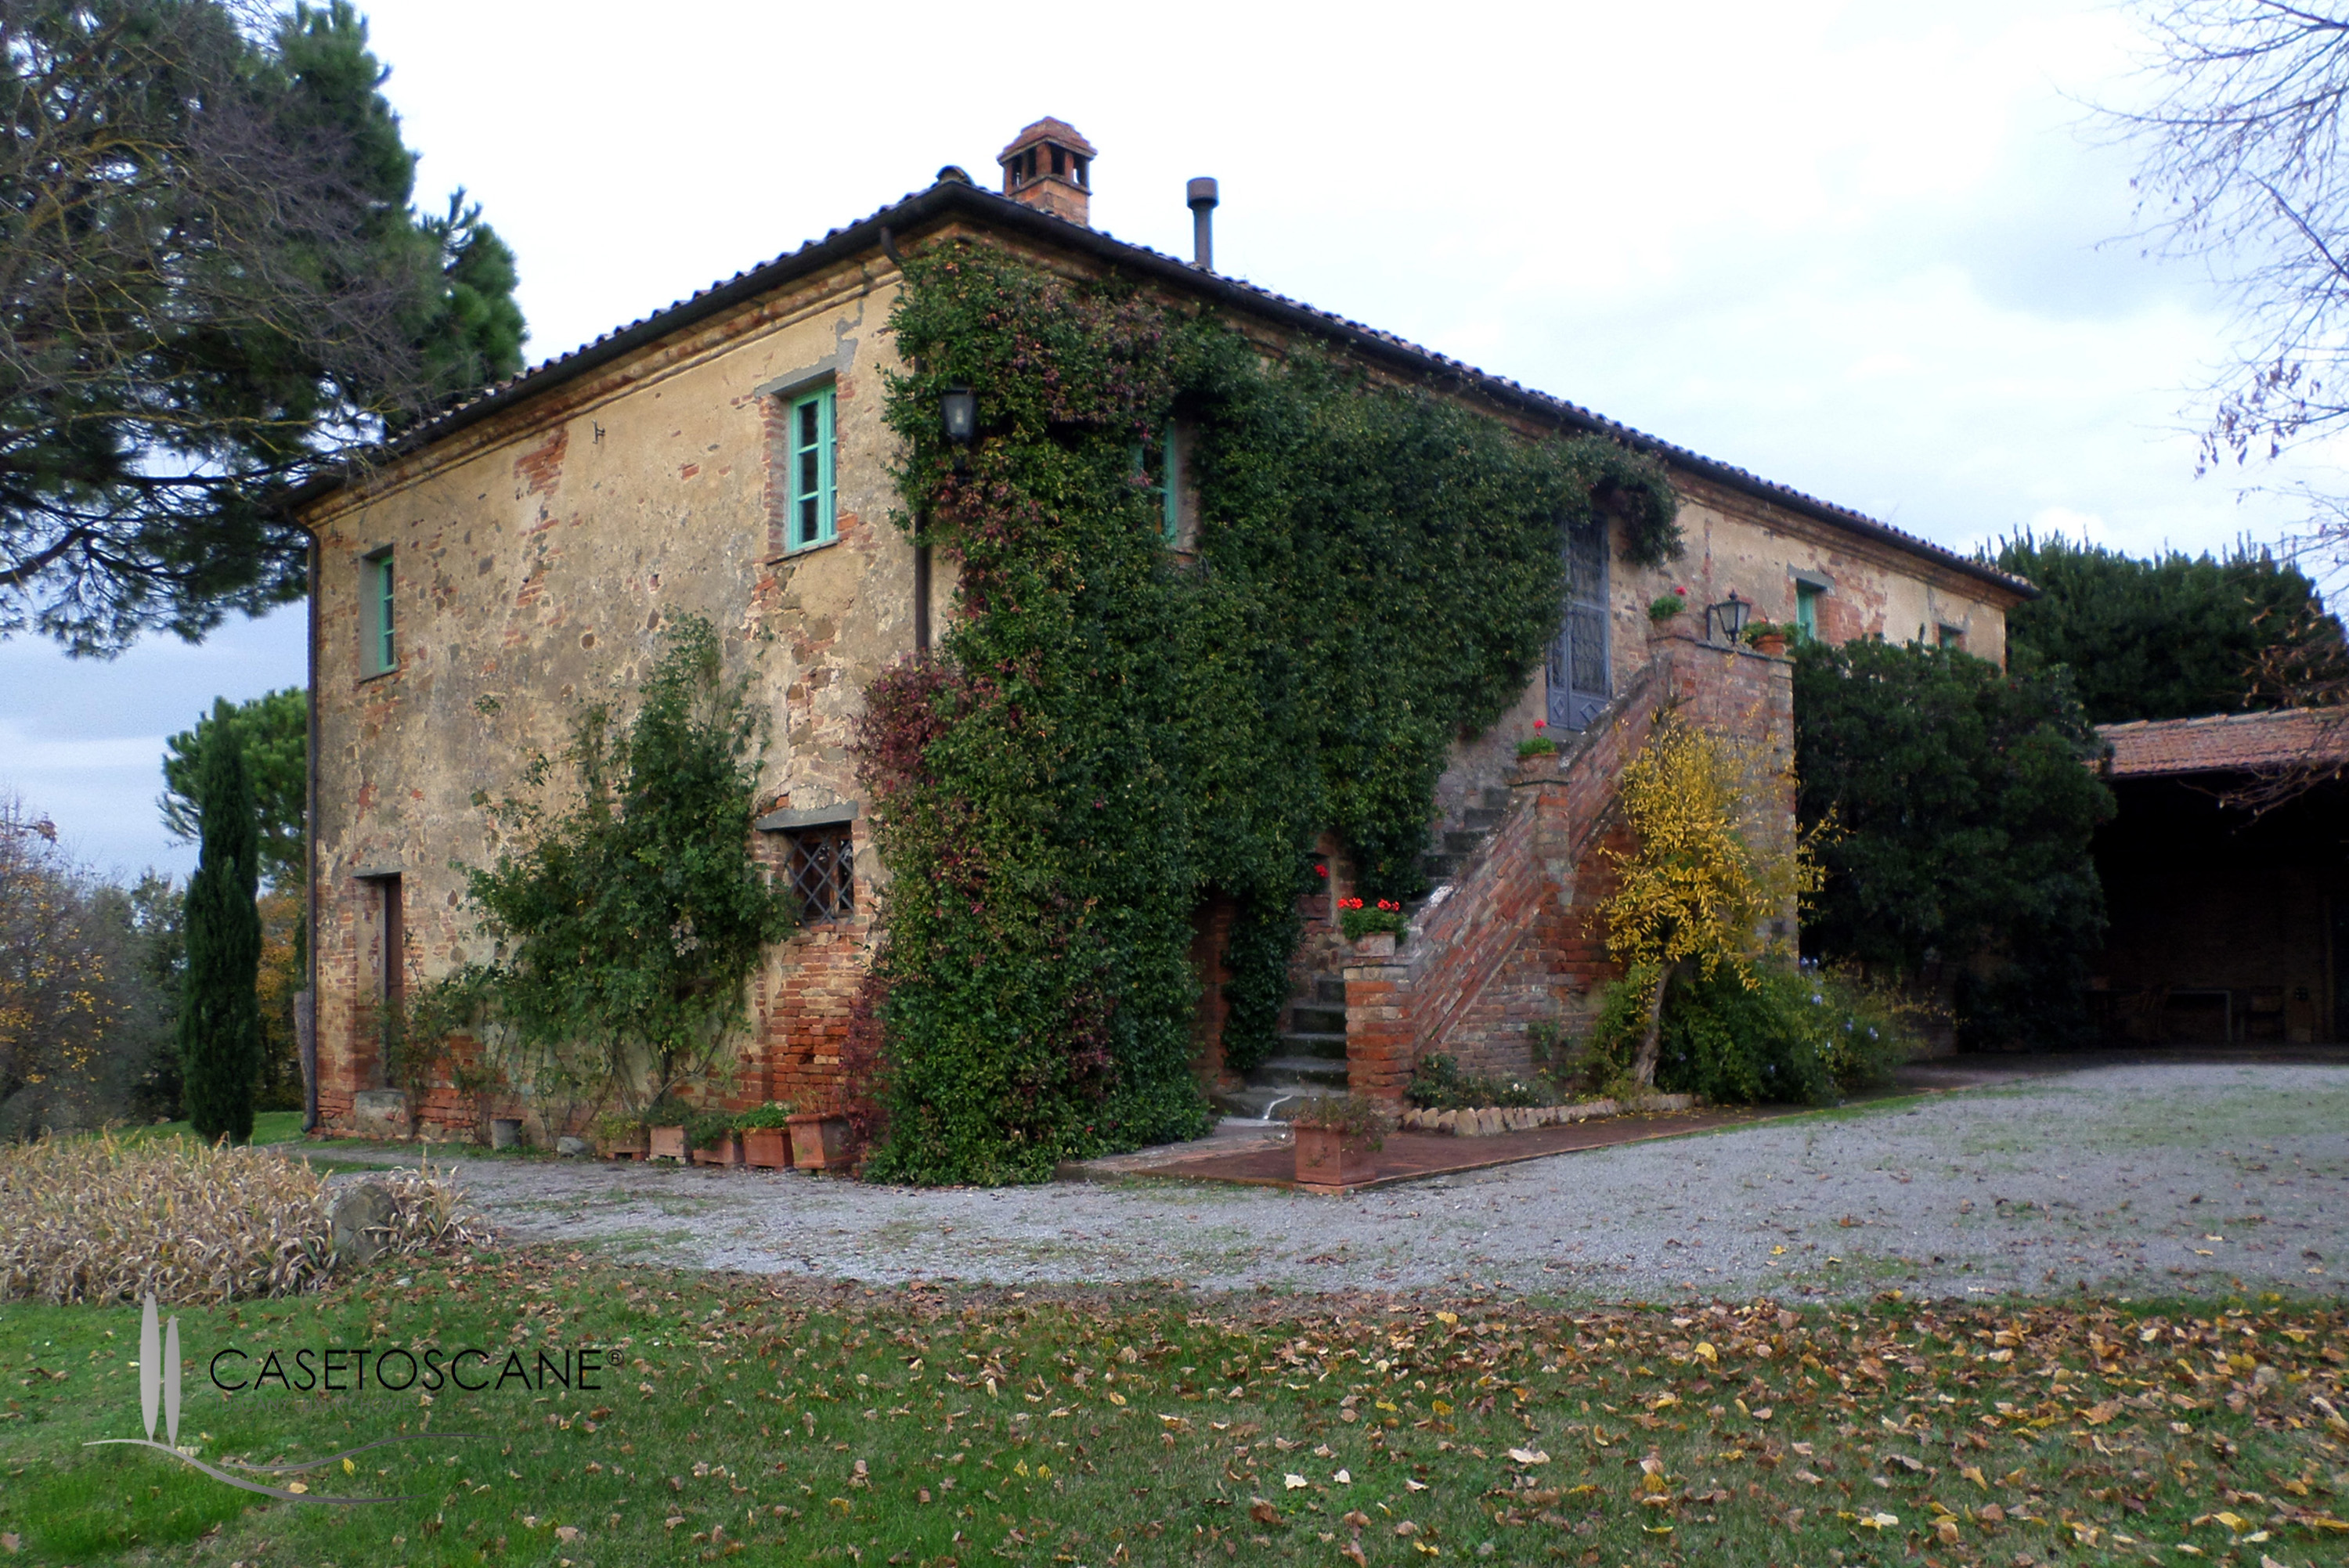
<box><xmin>735</xmin><ymin>1101</ymin><xmax>796</xmax><ymax>1170</ymax></box>
<box><xmin>1516</xmin><ymin>718</ymin><xmax>1557</xmax><ymax>759</ymax></box>
<box><xmin>644</xmin><ymin>1098</ymin><xmax>691</xmax><ymax>1162</ymax></box>
<box><xmin>1337</xmin><ymin>897</ymin><xmax>1407</xmax><ymax>943</ymax></box>
<box><xmin>786</xmin><ymin>1108</ymin><xmax>852</xmax><ymax>1170</ymax></box>
<box><xmin>687</xmin><ymin>1110</ymin><xmax>743</xmax><ymax>1167</ymax></box>
<box><xmin>1742</xmin><ymin>619</ymin><xmax>1791</xmax><ymax>656</ymax></box>
<box><xmin>1291</xmin><ymin>1093</ymin><xmax>1394</xmax><ymax>1192</ymax></box>
<box><xmin>593</xmin><ymin>1111</ymin><xmax>650</xmax><ymax>1160</ymax></box>
<box><xmin>1647</xmin><ymin>586</ymin><xmax>1689</xmax><ymax>623</ymax></box>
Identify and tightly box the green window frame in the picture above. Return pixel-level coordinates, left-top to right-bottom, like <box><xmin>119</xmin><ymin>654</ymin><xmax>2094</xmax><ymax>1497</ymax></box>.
<box><xmin>1160</xmin><ymin>424</ymin><xmax>1182</xmax><ymax>542</ymax></box>
<box><xmin>364</xmin><ymin>547</ymin><xmax>397</xmax><ymax>674</ymax></box>
<box><xmin>1795</xmin><ymin>580</ymin><xmax>1821</xmax><ymax>641</ymax></box>
<box><xmin>1133</xmin><ymin>424</ymin><xmax>1182</xmax><ymax>543</ymax></box>
<box><xmin>787</xmin><ymin>386</ymin><xmax>836</xmax><ymax>550</ymax></box>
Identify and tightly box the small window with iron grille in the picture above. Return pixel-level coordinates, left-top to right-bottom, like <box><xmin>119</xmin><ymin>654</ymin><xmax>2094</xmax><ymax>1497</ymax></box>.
<box><xmin>782</xmin><ymin>823</ymin><xmax>855</xmax><ymax>921</ymax></box>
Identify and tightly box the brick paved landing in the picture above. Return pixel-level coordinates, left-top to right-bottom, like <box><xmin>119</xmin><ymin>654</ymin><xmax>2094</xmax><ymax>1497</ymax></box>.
<box><xmin>1073</xmin><ymin>1105</ymin><xmax>1791</xmax><ymax>1191</ymax></box>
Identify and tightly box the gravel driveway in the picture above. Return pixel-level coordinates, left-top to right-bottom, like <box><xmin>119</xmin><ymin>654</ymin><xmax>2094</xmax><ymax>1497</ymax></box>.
<box><xmin>331</xmin><ymin>1062</ymin><xmax>2349</xmax><ymax>1300</ymax></box>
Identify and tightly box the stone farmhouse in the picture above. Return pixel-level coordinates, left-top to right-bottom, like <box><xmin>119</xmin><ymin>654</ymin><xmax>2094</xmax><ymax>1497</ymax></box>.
<box><xmin>293</xmin><ymin>119</ymin><xmax>2031</xmax><ymax>1138</ymax></box>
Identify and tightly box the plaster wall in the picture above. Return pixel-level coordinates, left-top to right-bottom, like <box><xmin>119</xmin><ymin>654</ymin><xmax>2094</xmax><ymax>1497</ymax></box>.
<box><xmin>303</xmin><ymin>258</ymin><xmax>925</xmax><ymax>1128</ymax></box>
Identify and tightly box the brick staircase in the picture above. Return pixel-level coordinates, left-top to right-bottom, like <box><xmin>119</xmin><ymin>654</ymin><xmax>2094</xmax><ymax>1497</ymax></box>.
<box><xmin>1214</xmin><ymin>784</ymin><xmax>1518</xmax><ymax>1121</ymax></box>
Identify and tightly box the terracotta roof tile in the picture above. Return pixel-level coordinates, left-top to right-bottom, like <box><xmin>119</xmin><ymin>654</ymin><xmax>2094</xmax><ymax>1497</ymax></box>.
<box><xmin>2098</xmin><ymin>709</ymin><xmax>2349</xmax><ymax>778</ymax></box>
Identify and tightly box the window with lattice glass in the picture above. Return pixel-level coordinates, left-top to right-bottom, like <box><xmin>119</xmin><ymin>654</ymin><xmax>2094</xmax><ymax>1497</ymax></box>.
<box><xmin>782</xmin><ymin>824</ymin><xmax>855</xmax><ymax>921</ymax></box>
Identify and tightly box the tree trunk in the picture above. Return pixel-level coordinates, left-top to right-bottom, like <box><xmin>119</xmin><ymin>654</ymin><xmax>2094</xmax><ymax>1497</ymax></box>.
<box><xmin>1630</xmin><ymin>962</ymin><xmax>1680</xmax><ymax>1088</ymax></box>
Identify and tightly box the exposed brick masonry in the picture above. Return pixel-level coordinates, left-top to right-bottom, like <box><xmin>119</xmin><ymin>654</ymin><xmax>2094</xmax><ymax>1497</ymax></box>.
<box><xmin>1344</xmin><ymin>634</ymin><xmax>1794</xmax><ymax>1100</ymax></box>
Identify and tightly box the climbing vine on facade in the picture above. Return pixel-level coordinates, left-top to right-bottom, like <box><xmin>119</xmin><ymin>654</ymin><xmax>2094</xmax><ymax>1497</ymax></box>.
<box><xmin>852</xmin><ymin>242</ymin><xmax>1677</xmax><ymax>1184</ymax></box>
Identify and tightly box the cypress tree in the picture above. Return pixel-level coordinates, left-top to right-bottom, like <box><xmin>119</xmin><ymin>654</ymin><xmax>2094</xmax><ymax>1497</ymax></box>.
<box><xmin>179</xmin><ymin>701</ymin><xmax>262</xmax><ymax>1143</ymax></box>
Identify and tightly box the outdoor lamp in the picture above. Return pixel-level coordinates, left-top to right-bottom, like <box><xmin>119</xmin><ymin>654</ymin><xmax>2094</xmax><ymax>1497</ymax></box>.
<box><xmin>1707</xmin><ymin>593</ymin><xmax>1750</xmax><ymax>645</ymax></box>
<box><xmin>940</xmin><ymin>387</ymin><xmax>977</xmax><ymax>444</ymax></box>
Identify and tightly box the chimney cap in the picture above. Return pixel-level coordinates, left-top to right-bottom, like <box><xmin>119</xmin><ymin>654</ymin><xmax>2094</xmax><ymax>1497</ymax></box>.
<box><xmin>1186</xmin><ymin>176</ymin><xmax>1219</xmax><ymax>211</ymax></box>
<box><xmin>936</xmin><ymin>164</ymin><xmax>972</xmax><ymax>185</ymax></box>
<box><xmin>998</xmin><ymin>117</ymin><xmax>1098</xmax><ymax>162</ymax></box>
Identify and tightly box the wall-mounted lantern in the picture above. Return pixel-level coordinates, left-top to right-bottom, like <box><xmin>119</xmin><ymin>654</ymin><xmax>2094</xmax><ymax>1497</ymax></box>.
<box><xmin>940</xmin><ymin>387</ymin><xmax>977</xmax><ymax>445</ymax></box>
<box><xmin>1706</xmin><ymin>592</ymin><xmax>1750</xmax><ymax>645</ymax></box>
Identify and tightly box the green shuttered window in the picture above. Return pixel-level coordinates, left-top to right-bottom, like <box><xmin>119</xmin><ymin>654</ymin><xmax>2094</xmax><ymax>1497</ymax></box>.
<box><xmin>788</xmin><ymin>386</ymin><xmax>836</xmax><ymax>550</ymax></box>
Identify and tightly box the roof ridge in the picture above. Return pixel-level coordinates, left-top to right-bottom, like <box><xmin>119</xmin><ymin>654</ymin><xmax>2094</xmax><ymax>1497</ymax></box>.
<box><xmin>291</xmin><ymin>181</ymin><xmax>2033</xmax><ymax>597</ymax></box>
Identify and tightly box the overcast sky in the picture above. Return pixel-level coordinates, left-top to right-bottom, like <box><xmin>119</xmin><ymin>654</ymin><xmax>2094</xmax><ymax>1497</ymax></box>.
<box><xmin>6</xmin><ymin>0</ymin><xmax>2340</xmax><ymax>880</ymax></box>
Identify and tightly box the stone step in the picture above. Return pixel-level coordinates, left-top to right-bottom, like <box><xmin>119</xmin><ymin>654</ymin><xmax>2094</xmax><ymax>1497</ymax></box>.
<box><xmin>1314</xmin><ymin>976</ymin><xmax>1346</xmax><ymax>1005</ymax></box>
<box><xmin>1481</xmin><ymin>785</ymin><xmax>1512</xmax><ymax>809</ymax></box>
<box><xmin>1279</xmin><ymin>1030</ymin><xmax>1348</xmax><ymax>1061</ymax></box>
<box><xmin>1288</xmin><ymin>1004</ymin><xmax>1347</xmax><ymax>1036</ymax></box>
<box><xmin>1212</xmin><ymin>1085</ymin><xmax>1346</xmax><ymax>1122</ymax></box>
<box><xmin>1442</xmin><ymin>828</ymin><xmax>1487</xmax><ymax>854</ymax></box>
<box><xmin>1460</xmin><ymin>806</ymin><xmax>1504</xmax><ymax>831</ymax></box>
<box><xmin>1421</xmin><ymin>852</ymin><xmax>1459</xmax><ymax>881</ymax></box>
<box><xmin>1246</xmin><ymin>1054</ymin><xmax>1351</xmax><ymax>1089</ymax></box>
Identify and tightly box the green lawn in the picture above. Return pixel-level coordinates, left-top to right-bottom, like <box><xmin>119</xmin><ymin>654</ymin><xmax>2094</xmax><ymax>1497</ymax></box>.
<box><xmin>1</xmin><ymin>1256</ymin><xmax>2343</xmax><ymax>1566</ymax></box>
<box><xmin>115</xmin><ymin>1109</ymin><xmax>308</xmax><ymax>1147</ymax></box>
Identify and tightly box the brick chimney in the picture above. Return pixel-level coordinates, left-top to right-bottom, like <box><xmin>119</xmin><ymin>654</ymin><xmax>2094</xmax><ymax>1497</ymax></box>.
<box><xmin>998</xmin><ymin>118</ymin><xmax>1095</xmax><ymax>225</ymax></box>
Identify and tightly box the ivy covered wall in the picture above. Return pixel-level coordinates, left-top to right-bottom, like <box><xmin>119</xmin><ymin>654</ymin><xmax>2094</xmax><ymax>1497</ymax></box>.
<box><xmin>850</xmin><ymin>243</ymin><xmax>1677</xmax><ymax>1184</ymax></box>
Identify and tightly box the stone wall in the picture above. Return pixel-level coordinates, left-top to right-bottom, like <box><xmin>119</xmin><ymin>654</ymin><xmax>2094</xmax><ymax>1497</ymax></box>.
<box><xmin>305</xmin><ymin>252</ymin><xmax>918</xmax><ymax>1133</ymax></box>
<box><xmin>301</xmin><ymin>214</ymin><xmax>1997</xmax><ymax>1141</ymax></box>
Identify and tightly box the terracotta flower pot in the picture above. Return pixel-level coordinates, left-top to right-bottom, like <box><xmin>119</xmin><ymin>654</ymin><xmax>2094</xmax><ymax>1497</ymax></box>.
<box><xmin>742</xmin><ymin>1127</ymin><xmax>792</xmax><ymax>1170</ymax></box>
<box><xmin>787</xmin><ymin>1112</ymin><xmax>851</xmax><ymax>1170</ymax></box>
<box><xmin>1753</xmin><ymin>632</ymin><xmax>1788</xmax><ymax>657</ymax></box>
<box><xmin>1294</xmin><ymin>1126</ymin><xmax>1377</xmax><ymax>1192</ymax></box>
<box><xmin>691</xmin><ymin>1134</ymin><xmax>744</xmax><ymax>1167</ymax></box>
<box><xmin>648</xmin><ymin>1124</ymin><xmax>688</xmax><ymax>1162</ymax></box>
<box><xmin>600</xmin><ymin>1130</ymin><xmax>651</xmax><ymax>1160</ymax></box>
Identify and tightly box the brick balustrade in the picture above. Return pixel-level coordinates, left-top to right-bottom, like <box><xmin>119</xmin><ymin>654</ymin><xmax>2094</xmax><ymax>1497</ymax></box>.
<box><xmin>1344</xmin><ymin>636</ymin><xmax>1794</xmax><ymax>1100</ymax></box>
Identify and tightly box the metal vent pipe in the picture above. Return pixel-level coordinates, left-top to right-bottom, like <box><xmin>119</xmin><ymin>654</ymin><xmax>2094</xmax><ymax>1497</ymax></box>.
<box><xmin>1187</xmin><ymin>177</ymin><xmax>1218</xmax><ymax>270</ymax></box>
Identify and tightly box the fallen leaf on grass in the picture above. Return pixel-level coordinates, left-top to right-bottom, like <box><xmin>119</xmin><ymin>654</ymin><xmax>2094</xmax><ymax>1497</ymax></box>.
<box><xmin>1284</xmin><ymin>1474</ymin><xmax>1308</xmax><ymax>1491</ymax></box>
<box><xmin>1248</xmin><ymin>1500</ymin><xmax>1280</xmax><ymax>1526</ymax></box>
<box><xmin>1506</xmin><ymin>1447</ymin><xmax>1550</xmax><ymax>1465</ymax></box>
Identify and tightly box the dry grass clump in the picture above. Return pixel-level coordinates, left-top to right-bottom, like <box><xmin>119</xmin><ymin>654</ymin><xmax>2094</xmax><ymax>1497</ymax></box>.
<box><xmin>0</xmin><ymin>1134</ymin><xmax>486</xmax><ymax>1305</ymax></box>
<box><xmin>367</xmin><ymin>1159</ymin><xmax>496</xmax><ymax>1258</ymax></box>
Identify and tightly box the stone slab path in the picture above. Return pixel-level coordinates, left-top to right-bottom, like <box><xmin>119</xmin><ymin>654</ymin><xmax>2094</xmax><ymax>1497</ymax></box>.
<box><xmin>310</xmin><ymin>1060</ymin><xmax>2349</xmax><ymax>1303</ymax></box>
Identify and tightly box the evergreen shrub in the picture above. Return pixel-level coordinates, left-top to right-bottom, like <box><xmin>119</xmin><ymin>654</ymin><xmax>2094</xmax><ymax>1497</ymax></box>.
<box><xmin>179</xmin><ymin>701</ymin><xmax>262</xmax><ymax>1144</ymax></box>
<box><xmin>1586</xmin><ymin>962</ymin><xmax>1915</xmax><ymax>1105</ymax></box>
